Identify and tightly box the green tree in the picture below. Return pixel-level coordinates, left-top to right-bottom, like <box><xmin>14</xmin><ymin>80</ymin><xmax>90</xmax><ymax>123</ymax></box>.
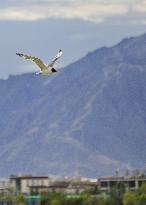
<box><xmin>138</xmin><ymin>194</ymin><xmax>146</xmax><ymax>205</ymax></box>
<box><xmin>108</xmin><ymin>188</ymin><xmax>122</xmax><ymax>205</ymax></box>
<box><xmin>81</xmin><ymin>192</ymin><xmax>92</xmax><ymax>205</ymax></box>
<box><xmin>2</xmin><ymin>194</ymin><xmax>13</xmax><ymax>205</ymax></box>
<box><xmin>94</xmin><ymin>197</ymin><xmax>106</xmax><ymax>205</ymax></box>
<box><xmin>138</xmin><ymin>183</ymin><xmax>146</xmax><ymax>195</ymax></box>
<box><xmin>65</xmin><ymin>197</ymin><xmax>83</xmax><ymax>205</ymax></box>
<box><xmin>13</xmin><ymin>193</ymin><xmax>25</xmax><ymax>205</ymax></box>
<box><xmin>123</xmin><ymin>191</ymin><xmax>137</xmax><ymax>205</ymax></box>
<box><xmin>41</xmin><ymin>192</ymin><xmax>66</xmax><ymax>205</ymax></box>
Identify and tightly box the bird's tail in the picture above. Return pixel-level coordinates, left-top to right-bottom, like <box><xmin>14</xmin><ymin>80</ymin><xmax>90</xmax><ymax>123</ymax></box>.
<box><xmin>36</xmin><ymin>71</ymin><xmax>41</xmax><ymax>75</ymax></box>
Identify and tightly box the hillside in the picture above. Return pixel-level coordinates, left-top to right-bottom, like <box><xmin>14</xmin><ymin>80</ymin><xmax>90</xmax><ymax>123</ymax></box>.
<box><xmin>0</xmin><ymin>33</ymin><xmax>146</xmax><ymax>177</ymax></box>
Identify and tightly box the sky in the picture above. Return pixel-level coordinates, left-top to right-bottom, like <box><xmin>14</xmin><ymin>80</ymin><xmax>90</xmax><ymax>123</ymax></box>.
<box><xmin>1</xmin><ymin>0</ymin><xmax>146</xmax><ymax>78</ymax></box>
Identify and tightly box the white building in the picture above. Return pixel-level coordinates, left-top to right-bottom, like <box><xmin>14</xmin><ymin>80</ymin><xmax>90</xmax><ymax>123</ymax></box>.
<box><xmin>10</xmin><ymin>175</ymin><xmax>50</xmax><ymax>194</ymax></box>
<box><xmin>9</xmin><ymin>175</ymin><xmax>97</xmax><ymax>194</ymax></box>
<box><xmin>0</xmin><ymin>179</ymin><xmax>11</xmax><ymax>194</ymax></box>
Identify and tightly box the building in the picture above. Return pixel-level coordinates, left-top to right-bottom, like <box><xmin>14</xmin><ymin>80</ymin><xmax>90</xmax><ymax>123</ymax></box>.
<box><xmin>98</xmin><ymin>176</ymin><xmax>146</xmax><ymax>192</ymax></box>
<box><xmin>10</xmin><ymin>175</ymin><xmax>97</xmax><ymax>195</ymax></box>
<box><xmin>0</xmin><ymin>179</ymin><xmax>11</xmax><ymax>194</ymax></box>
<box><xmin>10</xmin><ymin>175</ymin><xmax>50</xmax><ymax>194</ymax></box>
<box><xmin>67</xmin><ymin>179</ymin><xmax>97</xmax><ymax>194</ymax></box>
<box><xmin>29</xmin><ymin>180</ymin><xmax>70</xmax><ymax>194</ymax></box>
<box><xmin>6</xmin><ymin>174</ymin><xmax>146</xmax><ymax>195</ymax></box>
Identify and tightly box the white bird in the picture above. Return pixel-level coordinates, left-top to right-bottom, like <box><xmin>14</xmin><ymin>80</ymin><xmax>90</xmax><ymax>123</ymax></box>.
<box><xmin>16</xmin><ymin>50</ymin><xmax>63</xmax><ymax>76</ymax></box>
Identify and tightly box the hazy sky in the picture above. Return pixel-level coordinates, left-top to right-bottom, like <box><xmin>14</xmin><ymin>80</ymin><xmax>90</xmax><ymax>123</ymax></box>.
<box><xmin>0</xmin><ymin>0</ymin><xmax>146</xmax><ymax>78</ymax></box>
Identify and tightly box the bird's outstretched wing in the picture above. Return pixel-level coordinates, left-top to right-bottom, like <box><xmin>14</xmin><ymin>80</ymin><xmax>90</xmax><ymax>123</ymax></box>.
<box><xmin>48</xmin><ymin>50</ymin><xmax>63</xmax><ymax>67</ymax></box>
<box><xmin>16</xmin><ymin>53</ymin><xmax>48</xmax><ymax>71</ymax></box>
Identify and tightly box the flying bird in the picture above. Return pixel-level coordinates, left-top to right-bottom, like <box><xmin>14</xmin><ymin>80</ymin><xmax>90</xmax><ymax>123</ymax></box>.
<box><xmin>16</xmin><ymin>50</ymin><xmax>63</xmax><ymax>76</ymax></box>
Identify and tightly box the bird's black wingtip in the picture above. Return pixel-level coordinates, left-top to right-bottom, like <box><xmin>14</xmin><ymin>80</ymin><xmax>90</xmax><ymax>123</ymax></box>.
<box><xmin>16</xmin><ymin>53</ymin><xmax>23</xmax><ymax>57</ymax></box>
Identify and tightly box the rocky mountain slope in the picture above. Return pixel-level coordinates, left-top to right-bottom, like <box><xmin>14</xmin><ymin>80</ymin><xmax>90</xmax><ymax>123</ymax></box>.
<box><xmin>0</xmin><ymin>33</ymin><xmax>146</xmax><ymax>177</ymax></box>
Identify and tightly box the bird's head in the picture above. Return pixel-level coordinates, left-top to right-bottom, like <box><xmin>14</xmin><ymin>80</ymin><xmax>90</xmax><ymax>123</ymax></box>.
<box><xmin>52</xmin><ymin>68</ymin><xmax>57</xmax><ymax>72</ymax></box>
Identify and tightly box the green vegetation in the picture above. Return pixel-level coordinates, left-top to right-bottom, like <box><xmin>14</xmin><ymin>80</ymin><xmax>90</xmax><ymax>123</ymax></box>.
<box><xmin>1</xmin><ymin>184</ymin><xmax>146</xmax><ymax>205</ymax></box>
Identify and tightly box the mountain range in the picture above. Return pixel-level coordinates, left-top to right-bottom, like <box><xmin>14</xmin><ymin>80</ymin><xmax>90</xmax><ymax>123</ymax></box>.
<box><xmin>0</xmin><ymin>33</ymin><xmax>146</xmax><ymax>177</ymax></box>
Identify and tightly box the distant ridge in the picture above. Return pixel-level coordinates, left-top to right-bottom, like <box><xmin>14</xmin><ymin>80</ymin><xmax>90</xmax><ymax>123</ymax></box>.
<box><xmin>0</xmin><ymin>33</ymin><xmax>146</xmax><ymax>177</ymax></box>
